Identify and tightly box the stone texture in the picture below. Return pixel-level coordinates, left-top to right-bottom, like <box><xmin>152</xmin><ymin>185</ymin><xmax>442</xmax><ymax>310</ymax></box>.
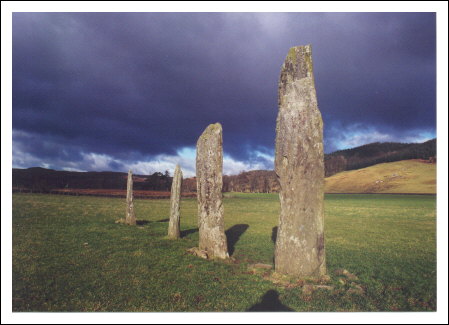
<box><xmin>125</xmin><ymin>170</ymin><xmax>136</xmax><ymax>225</ymax></box>
<box><xmin>196</xmin><ymin>123</ymin><xmax>229</xmax><ymax>259</ymax></box>
<box><xmin>319</xmin><ymin>274</ymin><xmax>332</xmax><ymax>284</ymax></box>
<box><xmin>186</xmin><ymin>247</ymin><xmax>208</xmax><ymax>259</ymax></box>
<box><xmin>335</xmin><ymin>268</ymin><xmax>358</xmax><ymax>280</ymax></box>
<box><xmin>347</xmin><ymin>284</ymin><xmax>364</xmax><ymax>295</ymax></box>
<box><xmin>168</xmin><ymin>164</ymin><xmax>183</xmax><ymax>239</ymax></box>
<box><xmin>302</xmin><ymin>284</ymin><xmax>334</xmax><ymax>296</ymax></box>
<box><xmin>302</xmin><ymin>284</ymin><xmax>315</xmax><ymax>295</ymax></box>
<box><xmin>274</xmin><ymin>45</ymin><xmax>325</xmax><ymax>277</ymax></box>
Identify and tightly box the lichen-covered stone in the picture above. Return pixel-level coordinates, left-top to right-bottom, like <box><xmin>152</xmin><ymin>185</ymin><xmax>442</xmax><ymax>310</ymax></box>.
<box><xmin>274</xmin><ymin>45</ymin><xmax>326</xmax><ymax>277</ymax></box>
<box><xmin>319</xmin><ymin>274</ymin><xmax>332</xmax><ymax>284</ymax></box>
<box><xmin>347</xmin><ymin>284</ymin><xmax>364</xmax><ymax>295</ymax></box>
<box><xmin>125</xmin><ymin>170</ymin><xmax>136</xmax><ymax>225</ymax></box>
<box><xmin>168</xmin><ymin>164</ymin><xmax>183</xmax><ymax>239</ymax></box>
<box><xmin>196</xmin><ymin>123</ymin><xmax>229</xmax><ymax>259</ymax></box>
<box><xmin>335</xmin><ymin>268</ymin><xmax>358</xmax><ymax>280</ymax></box>
<box><xmin>302</xmin><ymin>284</ymin><xmax>315</xmax><ymax>295</ymax></box>
<box><xmin>186</xmin><ymin>247</ymin><xmax>208</xmax><ymax>259</ymax></box>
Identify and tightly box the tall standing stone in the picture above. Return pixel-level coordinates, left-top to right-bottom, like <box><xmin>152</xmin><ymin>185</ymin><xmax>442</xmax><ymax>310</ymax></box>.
<box><xmin>125</xmin><ymin>170</ymin><xmax>136</xmax><ymax>225</ymax></box>
<box><xmin>274</xmin><ymin>45</ymin><xmax>326</xmax><ymax>277</ymax></box>
<box><xmin>196</xmin><ymin>123</ymin><xmax>229</xmax><ymax>259</ymax></box>
<box><xmin>168</xmin><ymin>164</ymin><xmax>183</xmax><ymax>239</ymax></box>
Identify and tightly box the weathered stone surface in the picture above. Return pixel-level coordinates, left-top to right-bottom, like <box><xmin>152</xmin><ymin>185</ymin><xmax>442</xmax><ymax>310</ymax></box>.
<box><xmin>335</xmin><ymin>268</ymin><xmax>358</xmax><ymax>280</ymax></box>
<box><xmin>315</xmin><ymin>285</ymin><xmax>334</xmax><ymax>291</ymax></box>
<box><xmin>168</xmin><ymin>164</ymin><xmax>183</xmax><ymax>239</ymax></box>
<box><xmin>302</xmin><ymin>284</ymin><xmax>334</xmax><ymax>295</ymax></box>
<box><xmin>319</xmin><ymin>274</ymin><xmax>332</xmax><ymax>284</ymax></box>
<box><xmin>274</xmin><ymin>45</ymin><xmax>325</xmax><ymax>277</ymax></box>
<box><xmin>186</xmin><ymin>247</ymin><xmax>208</xmax><ymax>259</ymax></box>
<box><xmin>302</xmin><ymin>284</ymin><xmax>315</xmax><ymax>295</ymax></box>
<box><xmin>196</xmin><ymin>123</ymin><xmax>229</xmax><ymax>259</ymax></box>
<box><xmin>125</xmin><ymin>170</ymin><xmax>136</xmax><ymax>225</ymax></box>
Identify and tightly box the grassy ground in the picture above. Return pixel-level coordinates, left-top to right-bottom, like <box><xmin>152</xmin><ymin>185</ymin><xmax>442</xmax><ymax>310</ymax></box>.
<box><xmin>12</xmin><ymin>192</ymin><xmax>436</xmax><ymax>311</ymax></box>
<box><xmin>325</xmin><ymin>160</ymin><xmax>436</xmax><ymax>194</ymax></box>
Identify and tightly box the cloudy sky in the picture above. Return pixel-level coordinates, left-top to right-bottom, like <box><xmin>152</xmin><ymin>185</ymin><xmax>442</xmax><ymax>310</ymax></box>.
<box><xmin>12</xmin><ymin>12</ymin><xmax>436</xmax><ymax>177</ymax></box>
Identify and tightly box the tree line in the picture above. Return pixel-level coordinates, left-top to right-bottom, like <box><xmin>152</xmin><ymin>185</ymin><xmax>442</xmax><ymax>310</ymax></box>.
<box><xmin>12</xmin><ymin>168</ymin><xmax>173</xmax><ymax>193</ymax></box>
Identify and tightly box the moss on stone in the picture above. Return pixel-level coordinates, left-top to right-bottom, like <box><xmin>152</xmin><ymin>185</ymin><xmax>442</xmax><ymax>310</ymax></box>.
<box><xmin>304</xmin><ymin>49</ymin><xmax>313</xmax><ymax>75</ymax></box>
<box><xmin>287</xmin><ymin>47</ymin><xmax>298</xmax><ymax>65</ymax></box>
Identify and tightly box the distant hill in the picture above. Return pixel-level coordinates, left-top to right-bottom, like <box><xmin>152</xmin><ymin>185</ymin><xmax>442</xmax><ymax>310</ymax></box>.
<box><xmin>325</xmin><ymin>159</ymin><xmax>436</xmax><ymax>194</ymax></box>
<box><xmin>12</xmin><ymin>139</ymin><xmax>436</xmax><ymax>194</ymax></box>
<box><xmin>12</xmin><ymin>168</ymin><xmax>173</xmax><ymax>193</ymax></box>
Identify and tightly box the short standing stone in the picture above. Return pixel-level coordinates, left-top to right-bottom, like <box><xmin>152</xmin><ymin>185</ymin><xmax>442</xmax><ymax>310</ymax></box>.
<box><xmin>274</xmin><ymin>45</ymin><xmax>326</xmax><ymax>277</ymax></box>
<box><xmin>125</xmin><ymin>170</ymin><xmax>136</xmax><ymax>225</ymax></box>
<box><xmin>168</xmin><ymin>164</ymin><xmax>183</xmax><ymax>239</ymax></box>
<box><xmin>196</xmin><ymin>123</ymin><xmax>229</xmax><ymax>259</ymax></box>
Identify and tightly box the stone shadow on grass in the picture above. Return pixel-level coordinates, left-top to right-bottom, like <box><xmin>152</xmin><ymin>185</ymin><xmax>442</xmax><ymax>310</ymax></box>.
<box><xmin>271</xmin><ymin>226</ymin><xmax>278</xmax><ymax>244</ymax></box>
<box><xmin>180</xmin><ymin>228</ymin><xmax>199</xmax><ymax>238</ymax></box>
<box><xmin>225</xmin><ymin>224</ymin><xmax>249</xmax><ymax>256</ymax></box>
<box><xmin>247</xmin><ymin>290</ymin><xmax>294</xmax><ymax>312</ymax></box>
<box><xmin>154</xmin><ymin>218</ymin><xmax>169</xmax><ymax>222</ymax></box>
<box><xmin>136</xmin><ymin>218</ymin><xmax>169</xmax><ymax>225</ymax></box>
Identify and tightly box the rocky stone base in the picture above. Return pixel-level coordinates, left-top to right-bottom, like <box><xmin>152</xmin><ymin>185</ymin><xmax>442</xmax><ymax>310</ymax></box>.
<box><xmin>186</xmin><ymin>247</ymin><xmax>209</xmax><ymax>259</ymax></box>
<box><xmin>246</xmin><ymin>264</ymin><xmax>365</xmax><ymax>297</ymax></box>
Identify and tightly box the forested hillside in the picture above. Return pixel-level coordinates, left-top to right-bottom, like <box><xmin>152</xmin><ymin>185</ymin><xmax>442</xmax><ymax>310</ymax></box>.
<box><xmin>324</xmin><ymin>139</ymin><xmax>436</xmax><ymax>176</ymax></box>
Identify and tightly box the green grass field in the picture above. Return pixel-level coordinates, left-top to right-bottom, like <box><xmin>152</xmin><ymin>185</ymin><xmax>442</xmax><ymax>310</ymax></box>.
<box><xmin>12</xmin><ymin>192</ymin><xmax>436</xmax><ymax>311</ymax></box>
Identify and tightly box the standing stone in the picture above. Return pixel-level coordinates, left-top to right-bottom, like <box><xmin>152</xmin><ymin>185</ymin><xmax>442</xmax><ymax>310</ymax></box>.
<box><xmin>274</xmin><ymin>45</ymin><xmax>326</xmax><ymax>277</ymax></box>
<box><xmin>196</xmin><ymin>123</ymin><xmax>229</xmax><ymax>259</ymax></box>
<box><xmin>125</xmin><ymin>170</ymin><xmax>136</xmax><ymax>225</ymax></box>
<box><xmin>168</xmin><ymin>164</ymin><xmax>183</xmax><ymax>239</ymax></box>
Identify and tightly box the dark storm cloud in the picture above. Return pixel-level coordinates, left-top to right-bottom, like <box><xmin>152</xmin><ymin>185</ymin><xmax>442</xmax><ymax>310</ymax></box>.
<box><xmin>13</xmin><ymin>12</ymin><xmax>436</xmax><ymax>170</ymax></box>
